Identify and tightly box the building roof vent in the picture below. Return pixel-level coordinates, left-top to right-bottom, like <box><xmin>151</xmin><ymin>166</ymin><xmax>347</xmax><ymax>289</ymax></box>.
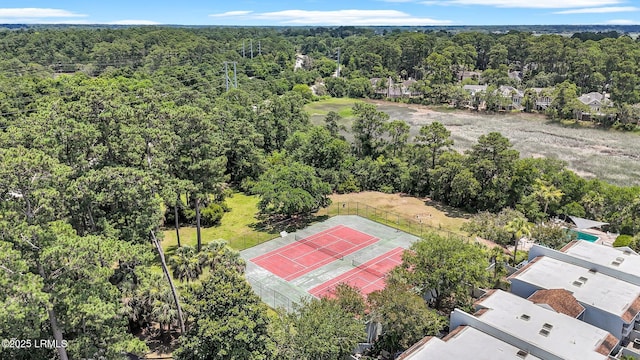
<box><xmin>572</xmin><ymin>281</ymin><xmax>583</xmax><ymax>287</ymax></box>
<box><xmin>516</xmin><ymin>349</ymin><xmax>528</xmax><ymax>358</ymax></box>
<box><xmin>520</xmin><ymin>314</ymin><xmax>530</xmax><ymax>321</ymax></box>
<box><xmin>539</xmin><ymin>329</ymin><xmax>550</xmax><ymax>337</ymax></box>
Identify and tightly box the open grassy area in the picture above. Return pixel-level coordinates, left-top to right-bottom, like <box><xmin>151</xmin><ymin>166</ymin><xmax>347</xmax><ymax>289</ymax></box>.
<box><xmin>322</xmin><ymin>191</ymin><xmax>470</xmax><ymax>238</ymax></box>
<box><xmin>161</xmin><ymin>193</ymin><xmax>277</xmax><ymax>255</ymax></box>
<box><xmin>304</xmin><ymin>97</ymin><xmax>362</xmax><ymax>126</ymax></box>
<box><xmin>161</xmin><ymin>190</ymin><xmax>471</xmax><ymax>257</ymax></box>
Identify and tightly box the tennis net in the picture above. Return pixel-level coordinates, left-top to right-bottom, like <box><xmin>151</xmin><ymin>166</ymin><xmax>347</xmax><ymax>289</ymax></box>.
<box><xmin>351</xmin><ymin>259</ymin><xmax>386</xmax><ymax>278</ymax></box>
<box><xmin>295</xmin><ymin>234</ymin><xmax>343</xmax><ymax>260</ymax></box>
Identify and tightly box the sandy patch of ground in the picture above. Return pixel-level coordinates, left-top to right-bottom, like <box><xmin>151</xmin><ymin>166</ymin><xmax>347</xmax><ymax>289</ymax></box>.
<box><xmin>328</xmin><ymin>191</ymin><xmax>469</xmax><ymax>234</ymax></box>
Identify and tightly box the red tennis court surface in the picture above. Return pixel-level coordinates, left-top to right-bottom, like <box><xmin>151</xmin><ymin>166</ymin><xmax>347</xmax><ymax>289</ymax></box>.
<box><xmin>309</xmin><ymin>247</ymin><xmax>404</xmax><ymax>298</ymax></box>
<box><xmin>251</xmin><ymin>225</ymin><xmax>379</xmax><ymax>281</ymax></box>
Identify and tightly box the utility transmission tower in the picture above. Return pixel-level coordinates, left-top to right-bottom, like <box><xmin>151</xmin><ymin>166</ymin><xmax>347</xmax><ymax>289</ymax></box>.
<box><xmin>250</xmin><ymin>40</ymin><xmax>254</xmax><ymax>59</ymax></box>
<box><xmin>224</xmin><ymin>61</ymin><xmax>238</xmax><ymax>91</ymax></box>
<box><xmin>242</xmin><ymin>40</ymin><xmax>245</xmax><ymax>58</ymax></box>
<box><xmin>258</xmin><ymin>40</ymin><xmax>262</xmax><ymax>56</ymax></box>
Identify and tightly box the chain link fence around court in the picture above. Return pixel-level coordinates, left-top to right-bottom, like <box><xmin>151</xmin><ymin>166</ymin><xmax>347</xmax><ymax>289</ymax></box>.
<box><xmin>241</xmin><ymin>201</ymin><xmax>477</xmax><ymax>313</ymax></box>
<box><xmin>245</xmin><ymin>274</ymin><xmax>303</xmax><ymax>312</ymax></box>
<box><xmin>315</xmin><ymin>201</ymin><xmax>471</xmax><ymax>241</ymax></box>
<box><xmin>232</xmin><ymin>201</ymin><xmax>473</xmax><ymax>251</ymax></box>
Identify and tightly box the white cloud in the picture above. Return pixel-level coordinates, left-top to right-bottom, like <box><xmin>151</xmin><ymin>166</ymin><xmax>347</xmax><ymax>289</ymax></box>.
<box><xmin>379</xmin><ymin>0</ymin><xmax>416</xmax><ymax>3</ymax></box>
<box><xmin>107</xmin><ymin>19</ymin><xmax>161</xmax><ymax>25</ymax></box>
<box><xmin>209</xmin><ymin>10</ymin><xmax>253</xmax><ymax>17</ymax></box>
<box><xmin>0</xmin><ymin>8</ymin><xmax>86</xmax><ymax>18</ymax></box>
<box><xmin>210</xmin><ymin>9</ymin><xmax>451</xmax><ymax>25</ymax></box>
<box><xmin>419</xmin><ymin>1</ymin><xmax>453</xmax><ymax>5</ymax></box>
<box><xmin>554</xmin><ymin>6</ymin><xmax>638</xmax><ymax>13</ymax></box>
<box><xmin>605</xmin><ymin>18</ymin><xmax>639</xmax><ymax>24</ymax></box>
<box><xmin>434</xmin><ymin>0</ymin><xmax>622</xmax><ymax>8</ymax></box>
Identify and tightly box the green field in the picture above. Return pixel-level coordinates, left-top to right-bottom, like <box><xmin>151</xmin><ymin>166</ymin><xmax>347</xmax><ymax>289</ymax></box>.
<box><xmin>161</xmin><ymin>193</ymin><xmax>277</xmax><ymax>256</ymax></box>
<box><xmin>304</xmin><ymin>97</ymin><xmax>362</xmax><ymax>126</ymax></box>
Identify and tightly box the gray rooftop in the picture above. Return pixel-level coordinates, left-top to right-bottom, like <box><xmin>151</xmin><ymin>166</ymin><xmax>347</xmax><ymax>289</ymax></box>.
<box><xmin>462</xmin><ymin>84</ymin><xmax>487</xmax><ymax>92</ymax></box>
<box><xmin>468</xmin><ymin>290</ymin><xmax>616</xmax><ymax>360</ymax></box>
<box><xmin>511</xmin><ymin>256</ymin><xmax>640</xmax><ymax>319</ymax></box>
<box><xmin>398</xmin><ymin>325</ymin><xmax>543</xmax><ymax>360</ymax></box>
<box><xmin>562</xmin><ymin>241</ymin><xmax>640</xmax><ymax>283</ymax></box>
<box><xmin>566</xmin><ymin>215</ymin><xmax>609</xmax><ymax>230</ymax></box>
<box><xmin>578</xmin><ymin>92</ymin><xmax>605</xmax><ymax>105</ymax></box>
<box><xmin>530</xmin><ymin>242</ymin><xmax>640</xmax><ymax>287</ymax></box>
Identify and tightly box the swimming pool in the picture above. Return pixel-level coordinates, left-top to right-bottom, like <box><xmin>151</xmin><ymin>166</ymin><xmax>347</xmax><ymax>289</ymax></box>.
<box><xmin>569</xmin><ymin>229</ymin><xmax>599</xmax><ymax>243</ymax></box>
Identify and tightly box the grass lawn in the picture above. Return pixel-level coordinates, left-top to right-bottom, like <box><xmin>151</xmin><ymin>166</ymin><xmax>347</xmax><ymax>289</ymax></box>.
<box><xmin>161</xmin><ymin>193</ymin><xmax>277</xmax><ymax>256</ymax></box>
<box><xmin>304</xmin><ymin>97</ymin><xmax>362</xmax><ymax>126</ymax></box>
<box><xmin>323</xmin><ymin>191</ymin><xmax>470</xmax><ymax>237</ymax></box>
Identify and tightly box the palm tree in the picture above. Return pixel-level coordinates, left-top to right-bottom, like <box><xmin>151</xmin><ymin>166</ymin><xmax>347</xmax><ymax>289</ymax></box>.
<box><xmin>533</xmin><ymin>179</ymin><xmax>564</xmax><ymax>217</ymax></box>
<box><xmin>489</xmin><ymin>246</ymin><xmax>507</xmax><ymax>282</ymax></box>
<box><xmin>504</xmin><ymin>217</ymin><xmax>533</xmax><ymax>266</ymax></box>
<box><xmin>169</xmin><ymin>245</ymin><xmax>202</xmax><ymax>283</ymax></box>
<box><xmin>199</xmin><ymin>240</ymin><xmax>246</xmax><ymax>274</ymax></box>
<box><xmin>152</xmin><ymin>290</ymin><xmax>178</xmax><ymax>336</ymax></box>
<box><xmin>151</xmin><ymin>231</ymin><xmax>186</xmax><ymax>334</ymax></box>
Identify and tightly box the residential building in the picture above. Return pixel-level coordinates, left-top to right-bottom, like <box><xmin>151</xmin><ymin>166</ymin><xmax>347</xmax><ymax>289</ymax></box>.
<box><xmin>529</xmin><ymin>87</ymin><xmax>553</xmax><ymax>111</ymax></box>
<box><xmin>462</xmin><ymin>84</ymin><xmax>487</xmax><ymax>94</ymax></box>
<box><xmin>499</xmin><ymin>85</ymin><xmax>524</xmax><ymax>110</ymax></box>
<box><xmin>534</xmin><ymin>240</ymin><xmax>640</xmax><ymax>286</ymax></box>
<box><xmin>399</xmin><ymin>290</ymin><xmax>618</xmax><ymax>360</ymax></box>
<box><xmin>464</xmin><ymin>290</ymin><xmax>617</xmax><ymax>359</ymax></box>
<box><xmin>397</xmin><ymin>325</ymin><xmax>544</xmax><ymax>360</ymax></box>
<box><xmin>509</xmin><ymin>251</ymin><xmax>640</xmax><ymax>342</ymax></box>
<box><xmin>578</xmin><ymin>92</ymin><xmax>612</xmax><ymax>113</ymax></box>
<box><xmin>462</xmin><ymin>84</ymin><xmax>487</xmax><ymax>108</ymax></box>
<box><xmin>458</xmin><ymin>70</ymin><xmax>482</xmax><ymax>82</ymax></box>
<box><xmin>370</xmin><ymin>77</ymin><xmax>420</xmax><ymax>98</ymax></box>
<box><xmin>508</xmin><ymin>70</ymin><xmax>523</xmax><ymax>83</ymax></box>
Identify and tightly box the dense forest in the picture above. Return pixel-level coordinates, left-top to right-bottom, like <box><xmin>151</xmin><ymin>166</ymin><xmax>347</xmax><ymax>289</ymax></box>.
<box><xmin>1</xmin><ymin>26</ymin><xmax>640</xmax><ymax>359</ymax></box>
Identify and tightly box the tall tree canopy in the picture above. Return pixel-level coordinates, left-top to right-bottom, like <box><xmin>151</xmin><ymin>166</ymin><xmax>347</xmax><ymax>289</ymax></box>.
<box><xmin>393</xmin><ymin>233</ymin><xmax>489</xmax><ymax>312</ymax></box>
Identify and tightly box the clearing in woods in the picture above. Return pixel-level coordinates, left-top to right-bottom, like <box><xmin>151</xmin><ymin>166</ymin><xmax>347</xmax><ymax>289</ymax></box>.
<box><xmin>327</xmin><ymin>191</ymin><xmax>469</xmax><ymax>235</ymax></box>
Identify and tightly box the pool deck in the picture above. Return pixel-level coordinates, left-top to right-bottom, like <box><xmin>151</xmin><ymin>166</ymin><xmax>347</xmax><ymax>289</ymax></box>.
<box><xmin>506</xmin><ymin>228</ymin><xmax>619</xmax><ymax>254</ymax></box>
<box><xmin>578</xmin><ymin>228</ymin><xmax>618</xmax><ymax>246</ymax></box>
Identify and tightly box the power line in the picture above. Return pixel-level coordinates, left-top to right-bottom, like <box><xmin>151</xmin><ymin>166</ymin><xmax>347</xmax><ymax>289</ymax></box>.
<box><xmin>223</xmin><ymin>61</ymin><xmax>238</xmax><ymax>92</ymax></box>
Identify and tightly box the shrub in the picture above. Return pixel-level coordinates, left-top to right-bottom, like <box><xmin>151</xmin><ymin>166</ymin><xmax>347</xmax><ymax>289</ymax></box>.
<box><xmin>176</xmin><ymin>201</ymin><xmax>229</xmax><ymax>227</ymax></box>
<box><xmin>164</xmin><ymin>200</ymin><xmax>188</xmax><ymax>226</ymax></box>
<box><xmin>199</xmin><ymin>202</ymin><xmax>226</xmax><ymax>227</ymax></box>
<box><xmin>292</xmin><ymin>84</ymin><xmax>313</xmax><ymax>101</ymax></box>
<box><xmin>613</xmin><ymin>234</ymin><xmax>634</xmax><ymax>248</ymax></box>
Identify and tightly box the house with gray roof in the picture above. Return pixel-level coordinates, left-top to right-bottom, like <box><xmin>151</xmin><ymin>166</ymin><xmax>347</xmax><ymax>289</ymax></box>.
<box><xmin>579</xmin><ymin>92</ymin><xmax>612</xmax><ymax>113</ymax></box>
<box><xmin>509</xmin><ymin>249</ymin><xmax>640</xmax><ymax>343</ymax></box>
<box><xmin>499</xmin><ymin>85</ymin><xmax>524</xmax><ymax>110</ymax></box>
<box><xmin>370</xmin><ymin>77</ymin><xmax>420</xmax><ymax>98</ymax></box>
<box><xmin>398</xmin><ymin>290</ymin><xmax>618</xmax><ymax>360</ymax></box>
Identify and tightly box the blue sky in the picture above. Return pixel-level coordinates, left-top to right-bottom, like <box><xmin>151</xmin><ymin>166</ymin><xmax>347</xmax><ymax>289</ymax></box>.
<box><xmin>0</xmin><ymin>0</ymin><xmax>639</xmax><ymax>26</ymax></box>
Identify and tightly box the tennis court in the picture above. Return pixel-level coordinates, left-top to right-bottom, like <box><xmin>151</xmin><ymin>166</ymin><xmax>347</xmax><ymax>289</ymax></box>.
<box><xmin>309</xmin><ymin>247</ymin><xmax>404</xmax><ymax>298</ymax></box>
<box><xmin>241</xmin><ymin>215</ymin><xmax>421</xmax><ymax>311</ymax></box>
<box><xmin>250</xmin><ymin>225</ymin><xmax>379</xmax><ymax>281</ymax></box>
